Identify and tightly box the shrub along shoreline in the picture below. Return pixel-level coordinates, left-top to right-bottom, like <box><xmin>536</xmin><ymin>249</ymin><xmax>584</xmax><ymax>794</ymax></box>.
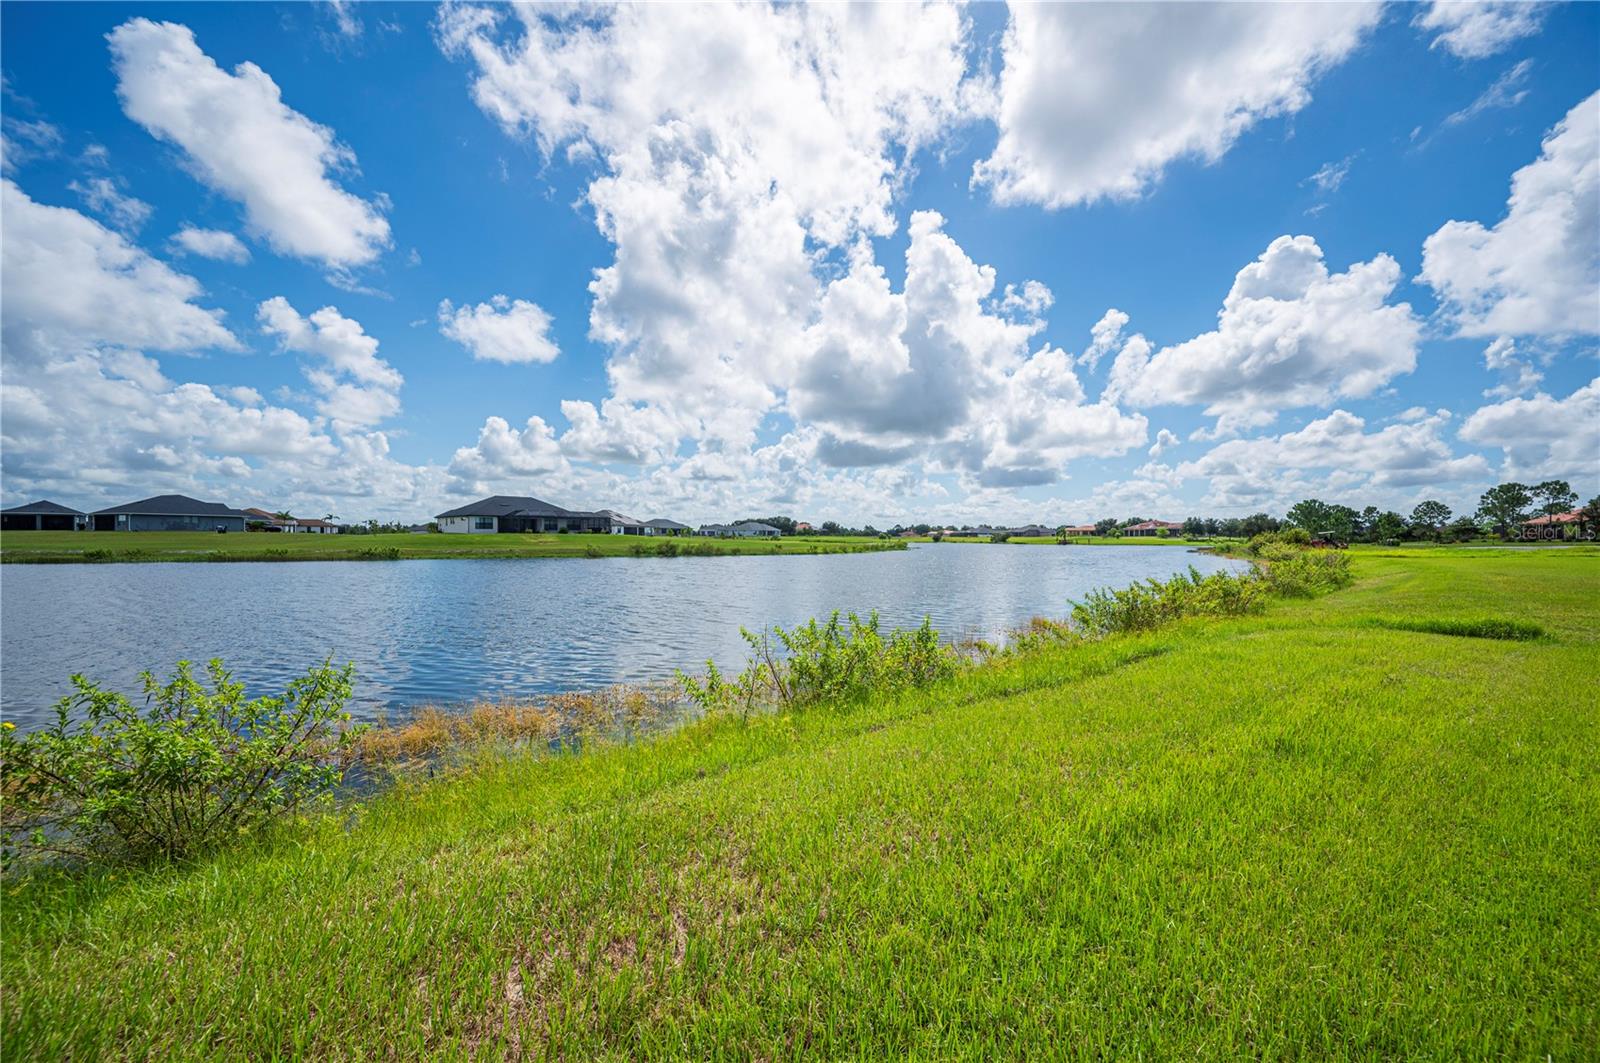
<box><xmin>2</xmin><ymin>545</ymin><xmax>1594</xmax><ymax>1057</ymax></box>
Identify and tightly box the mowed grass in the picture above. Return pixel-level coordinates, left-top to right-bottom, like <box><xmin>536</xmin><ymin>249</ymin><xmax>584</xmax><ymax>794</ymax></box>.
<box><xmin>3</xmin><ymin>549</ymin><xmax>1597</xmax><ymax>1058</ymax></box>
<box><xmin>0</xmin><ymin>530</ymin><xmax>902</xmax><ymax>563</ymax></box>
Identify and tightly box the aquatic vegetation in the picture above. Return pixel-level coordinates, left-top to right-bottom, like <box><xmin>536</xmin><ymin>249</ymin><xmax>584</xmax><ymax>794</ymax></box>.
<box><xmin>0</xmin><ymin>660</ymin><xmax>360</xmax><ymax>865</ymax></box>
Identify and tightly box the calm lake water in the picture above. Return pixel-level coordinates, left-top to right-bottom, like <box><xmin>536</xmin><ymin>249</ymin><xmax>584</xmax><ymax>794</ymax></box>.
<box><xmin>0</xmin><ymin>545</ymin><xmax>1246</xmax><ymax>730</ymax></box>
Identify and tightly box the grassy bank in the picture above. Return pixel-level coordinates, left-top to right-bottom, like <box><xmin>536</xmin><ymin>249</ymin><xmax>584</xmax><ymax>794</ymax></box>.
<box><xmin>0</xmin><ymin>531</ymin><xmax>905</xmax><ymax>564</ymax></box>
<box><xmin>3</xmin><ymin>549</ymin><xmax>1597</xmax><ymax>1057</ymax></box>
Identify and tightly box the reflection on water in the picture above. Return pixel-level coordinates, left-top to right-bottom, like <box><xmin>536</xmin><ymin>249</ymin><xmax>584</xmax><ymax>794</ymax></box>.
<box><xmin>0</xmin><ymin>545</ymin><xmax>1246</xmax><ymax>730</ymax></box>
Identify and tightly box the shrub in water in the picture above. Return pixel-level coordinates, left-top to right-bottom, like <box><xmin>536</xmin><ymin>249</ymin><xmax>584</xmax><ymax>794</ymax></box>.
<box><xmin>0</xmin><ymin>659</ymin><xmax>362</xmax><ymax>865</ymax></box>
<box><xmin>679</xmin><ymin>611</ymin><xmax>958</xmax><ymax>717</ymax></box>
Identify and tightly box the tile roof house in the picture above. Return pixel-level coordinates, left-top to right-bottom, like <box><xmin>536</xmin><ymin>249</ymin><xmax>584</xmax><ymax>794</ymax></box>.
<box><xmin>1522</xmin><ymin>509</ymin><xmax>1584</xmax><ymax>526</ymax></box>
<box><xmin>91</xmin><ymin>494</ymin><xmax>249</xmax><ymax>532</ymax></box>
<box><xmin>1</xmin><ymin>499</ymin><xmax>86</xmax><ymax>531</ymax></box>
<box><xmin>1123</xmin><ymin>519</ymin><xmax>1184</xmax><ymax>538</ymax></box>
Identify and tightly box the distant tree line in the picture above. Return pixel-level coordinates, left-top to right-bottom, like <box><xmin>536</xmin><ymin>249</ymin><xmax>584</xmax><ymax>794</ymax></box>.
<box><xmin>789</xmin><ymin>478</ymin><xmax>1595</xmax><ymax>547</ymax></box>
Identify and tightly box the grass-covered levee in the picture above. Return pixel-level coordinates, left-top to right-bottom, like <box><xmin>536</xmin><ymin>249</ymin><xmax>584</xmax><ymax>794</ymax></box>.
<box><xmin>2</xmin><ymin>544</ymin><xmax>1596</xmax><ymax>1059</ymax></box>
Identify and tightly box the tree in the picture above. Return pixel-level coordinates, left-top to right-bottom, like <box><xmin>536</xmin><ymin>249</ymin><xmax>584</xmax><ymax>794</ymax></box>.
<box><xmin>1285</xmin><ymin>499</ymin><xmax>1334</xmax><ymax>532</ymax></box>
<box><xmin>1582</xmin><ymin>496</ymin><xmax>1600</xmax><ymax>535</ymax></box>
<box><xmin>1475</xmin><ymin>482</ymin><xmax>1532</xmax><ymax>537</ymax></box>
<box><xmin>1093</xmin><ymin>518</ymin><xmax>1118</xmax><ymax>536</ymax></box>
<box><xmin>1373</xmin><ymin>511</ymin><xmax>1406</xmax><ymax>543</ymax></box>
<box><xmin>1239</xmin><ymin>513</ymin><xmax>1278</xmax><ymax>536</ymax></box>
<box><xmin>1410</xmin><ymin>500</ymin><xmax>1451</xmax><ymax>541</ymax></box>
<box><xmin>1357</xmin><ymin>505</ymin><xmax>1380</xmax><ymax>541</ymax></box>
<box><xmin>1182</xmin><ymin>517</ymin><xmax>1205</xmax><ymax>538</ymax></box>
<box><xmin>1532</xmin><ymin>480</ymin><xmax>1578</xmax><ymax>523</ymax></box>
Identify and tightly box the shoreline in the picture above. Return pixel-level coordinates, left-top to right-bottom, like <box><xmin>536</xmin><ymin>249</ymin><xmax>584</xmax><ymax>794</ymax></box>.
<box><xmin>0</xmin><ymin>531</ymin><xmax>909</xmax><ymax>565</ymax></box>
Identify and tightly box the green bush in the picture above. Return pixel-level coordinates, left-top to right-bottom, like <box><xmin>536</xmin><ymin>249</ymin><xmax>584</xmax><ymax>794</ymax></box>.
<box><xmin>1246</xmin><ymin>528</ymin><xmax>1311</xmax><ymax>555</ymax></box>
<box><xmin>0</xmin><ymin>660</ymin><xmax>362</xmax><ymax>865</ymax></box>
<box><xmin>680</xmin><ymin>612</ymin><xmax>959</xmax><ymax>717</ymax></box>
<box><xmin>1262</xmin><ymin>549</ymin><xmax>1353</xmax><ymax>597</ymax></box>
<box><xmin>1071</xmin><ymin>566</ymin><xmax>1270</xmax><ymax>636</ymax></box>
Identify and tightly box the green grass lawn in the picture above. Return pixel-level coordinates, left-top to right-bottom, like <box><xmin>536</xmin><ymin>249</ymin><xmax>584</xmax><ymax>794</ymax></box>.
<box><xmin>0</xmin><ymin>530</ymin><xmax>904</xmax><ymax>563</ymax></box>
<box><xmin>3</xmin><ymin>549</ymin><xmax>1596</xmax><ymax>1058</ymax></box>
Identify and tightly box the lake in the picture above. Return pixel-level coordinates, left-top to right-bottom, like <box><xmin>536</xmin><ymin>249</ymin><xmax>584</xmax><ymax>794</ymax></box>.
<box><xmin>0</xmin><ymin>544</ymin><xmax>1247</xmax><ymax>730</ymax></box>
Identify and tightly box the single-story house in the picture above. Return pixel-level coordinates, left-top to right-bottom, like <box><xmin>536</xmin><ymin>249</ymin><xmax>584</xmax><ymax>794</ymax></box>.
<box><xmin>294</xmin><ymin>518</ymin><xmax>339</xmax><ymax>535</ymax></box>
<box><xmin>435</xmin><ymin>495</ymin><xmax>610</xmax><ymax>534</ymax></box>
<box><xmin>1010</xmin><ymin>524</ymin><xmax>1053</xmax><ymax>538</ymax></box>
<box><xmin>92</xmin><ymin>494</ymin><xmax>249</xmax><ymax>532</ymax></box>
<box><xmin>1</xmin><ymin>499</ymin><xmax>86</xmax><ymax>531</ymax></box>
<box><xmin>696</xmin><ymin>522</ymin><xmax>780</xmax><ymax>538</ymax></box>
<box><xmin>1521</xmin><ymin>509</ymin><xmax>1588</xmax><ymax>538</ymax></box>
<box><xmin>643</xmin><ymin>518</ymin><xmax>691</xmax><ymax>536</ymax></box>
<box><xmin>243</xmin><ymin>507</ymin><xmax>293</xmax><ymax>532</ymax></box>
<box><xmin>1060</xmin><ymin>524</ymin><xmax>1098</xmax><ymax>536</ymax></box>
<box><xmin>596</xmin><ymin>509</ymin><xmax>647</xmax><ymax>535</ymax></box>
<box><xmin>730</xmin><ymin>521</ymin><xmax>780</xmax><ymax>538</ymax></box>
<box><xmin>1123</xmin><ymin>519</ymin><xmax>1184</xmax><ymax>538</ymax></box>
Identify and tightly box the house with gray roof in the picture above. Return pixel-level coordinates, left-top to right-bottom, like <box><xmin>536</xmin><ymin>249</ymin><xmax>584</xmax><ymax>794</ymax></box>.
<box><xmin>435</xmin><ymin>495</ymin><xmax>610</xmax><ymax>534</ymax></box>
<box><xmin>643</xmin><ymin>518</ymin><xmax>690</xmax><ymax>536</ymax></box>
<box><xmin>697</xmin><ymin>521</ymin><xmax>780</xmax><ymax>538</ymax></box>
<box><xmin>596</xmin><ymin>509</ymin><xmax>646</xmax><ymax>535</ymax></box>
<box><xmin>91</xmin><ymin>494</ymin><xmax>248</xmax><ymax>532</ymax></box>
<box><xmin>1</xmin><ymin>499</ymin><xmax>86</xmax><ymax>531</ymax></box>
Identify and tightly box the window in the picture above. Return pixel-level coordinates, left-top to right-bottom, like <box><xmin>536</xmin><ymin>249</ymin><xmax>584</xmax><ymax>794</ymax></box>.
<box><xmin>474</xmin><ymin>516</ymin><xmax>495</xmax><ymax>531</ymax></box>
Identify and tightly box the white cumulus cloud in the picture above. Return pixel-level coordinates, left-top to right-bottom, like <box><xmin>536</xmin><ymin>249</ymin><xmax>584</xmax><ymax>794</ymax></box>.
<box><xmin>257</xmin><ymin>296</ymin><xmax>403</xmax><ymax>429</ymax></box>
<box><xmin>1459</xmin><ymin>378</ymin><xmax>1600</xmax><ymax>483</ymax></box>
<box><xmin>1420</xmin><ymin>91</ymin><xmax>1599</xmax><ymax>339</ymax></box>
<box><xmin>438</xmin><ymin>295</ymin><xmax>559</xmax><ymax>364</ymax></box>
<box><xmin>973</xmin><ymin>2</ymin><xmax>1380</xmax><ymax>208</ymax></box>
<box><xmin>1106</xmin><ymin>235</ymin><xmax>1422</xmax><ymax>427</ymax></box>
<box><xmin>1415</xmin><ymin>1</ymin><xmax>1547</xmax><ymax>59</ymax></box>
<box><xmin>168</xmin><ymin>224</ymin><xmax>251</xmax><ymax>264</ymax></box>
<box><xmin>109</xmin><ymin>18</ymin><xmax>391</xmax><ymax>270</ymax></box>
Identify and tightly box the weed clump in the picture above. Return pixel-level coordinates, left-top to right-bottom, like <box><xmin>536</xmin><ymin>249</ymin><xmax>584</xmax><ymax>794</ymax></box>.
<box><xmin>1071</xmin><ymin>566</ymin><xmax>1270</xmax><ymax>636</ymax></box>
<box><xmin>1367</xmin><ymin>616</ymin><xmax>1543</xmax><ymax>641</ymax></box>
<box><xmin>679</xmin><ymin>611</ymin><xmax>958</xmax><ymax>718</ymax></box>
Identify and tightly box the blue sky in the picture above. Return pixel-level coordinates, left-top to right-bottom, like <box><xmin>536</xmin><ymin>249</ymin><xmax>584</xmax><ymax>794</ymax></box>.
<box><xmin>1</xmin><ymin>1</ymin><xmax>1595</xmax><ymax>525</ymax></box>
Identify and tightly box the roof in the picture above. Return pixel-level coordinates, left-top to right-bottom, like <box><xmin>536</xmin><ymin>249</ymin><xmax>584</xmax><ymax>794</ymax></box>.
<box><xmin>295</xmin><ymin>518</ymin><xmax>336</xmax><ymax>529</ymax></box>
<box><xmin>1</xmin><ymin>499</ymin><xmax>84</xmax><ymax>516</ymax></box>
<box><xmin>1523</xmin><ymin>510</ymin><xmax>1585</xmax><ymax>525</ymax></box>
<box><xmin>596</xmin><ymin>509</ymin><xmax>643</xmax><ymax>526</ymax></box>
<box><xmin>243</xmin><ymin>508</ymin><xmax>291</xmax><ymax>521</ymax></box>
<box><xmin>92</xmin><ymin>494</ymin><xmax>248</xmax><ymax>518</ymax></box>
<box><xmin>1126</xmin><ymin>519</ymin><xmax>1183</xmax><ymax>531</ymax></box>
<box><xmin>732</xmin><ymin>521</ymin><xmax>780</xmax><ymax>532</ymax></box>
<box><xmin>435</xmin><ymin>495</ymin><xmax>588</xmax><ymax>519</ymax></box>
<box><xmin>644</xmin><ymin>518</ymin><xmax>690</xmax><ymax>530</ymax></box>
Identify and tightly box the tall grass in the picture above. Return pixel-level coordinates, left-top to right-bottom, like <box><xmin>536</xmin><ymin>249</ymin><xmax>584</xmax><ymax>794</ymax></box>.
<box><xmin>679</xmin><ymin>612</ymin><xmax>958</xmax><ymax>718</ymax></box>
